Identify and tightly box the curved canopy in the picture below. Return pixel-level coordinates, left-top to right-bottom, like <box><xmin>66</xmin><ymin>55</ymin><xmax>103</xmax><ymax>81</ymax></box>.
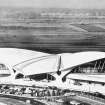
<box><xmin>67</xmin><ymin>74</ymin><xmax>105</xmax><ymax>83</ymax></box>
<box><xmin>60</xmin><ymin>51</ymin><xmax>105</xmax><ymax>71</ymax></box>
<box><xmin>13</xmin><ymin>55</ymin><xmax>60</xmax><ymax>75</ymax></box>
<box><xmin>13</xmin><ymin>51</ymin><xmax>105</xmax><ymax>76</ymax></box>
<box><xmin>0</xmin><ymin>48</ymin><xmax>49</xmax><ymax>68</ymax></box>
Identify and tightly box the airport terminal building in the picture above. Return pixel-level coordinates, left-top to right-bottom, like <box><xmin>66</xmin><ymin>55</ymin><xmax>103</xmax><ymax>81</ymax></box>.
<box><xmin>64</xmin><ymin>53</ymin><xmax>105</xmax><ymax>95</ymax></box>
<box><xmin>0</xmin><ymin>50</ymin><xmax>105</xmax><ymax>96</ymax></box>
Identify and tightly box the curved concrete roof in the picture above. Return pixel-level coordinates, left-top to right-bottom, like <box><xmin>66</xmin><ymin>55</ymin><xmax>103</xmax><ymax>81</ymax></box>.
<box><xmin>13</xmin><ymin>51</ymin><xmax>105</xmax><ymax>76</ymax></box>
<box><xmin>13</xmin><ymin>55</ymin><xmax>59</xmax><ymax>75</ymax></box>
<box><xmin>67</xmin><ymin>74</ymin><xmax>105</xmax><ymax>83</ymax></box>
<box><xmin>0</xmin><ymin>48</ymin><xmax>49</xmax><ymax>74</ymax></box>
<box><xmin>13</xmin><ymin>53</ymin><xmax>72</xmax><ymax>75</ymax></box>
<box><xmin>60</xmin><ymin>51</ymin><xmax>105</xmax><ymax>71</ymax></box>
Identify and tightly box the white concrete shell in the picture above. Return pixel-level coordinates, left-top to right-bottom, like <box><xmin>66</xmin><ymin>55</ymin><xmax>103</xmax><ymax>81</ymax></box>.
<box><xmin>0</xmin><ymin>48</ymin><xmax>49</xmax><ymax>83</ymax></box>
<box><xmin>13</xmin><ymin>51</ymin><xmax>105</xmax><ymax>76</ymax></box>
<box><xmin>60</xmin><ymin>51</ymin><xmax>105</xmax><ymax>71</ymax></box>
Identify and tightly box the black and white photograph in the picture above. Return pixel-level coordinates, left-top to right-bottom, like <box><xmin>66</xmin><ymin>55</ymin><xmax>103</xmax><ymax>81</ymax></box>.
<box><xmin>0</xmin><ymin>0</ymin><xmax>104</xmax><ymax>105</ymax></box>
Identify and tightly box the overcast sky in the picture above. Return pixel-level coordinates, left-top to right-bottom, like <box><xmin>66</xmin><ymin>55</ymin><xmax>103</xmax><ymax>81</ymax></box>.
<box><xmin>0</xmin><ymin>0</ymin><xmax>105</xmax><ymax>9</ymax></box>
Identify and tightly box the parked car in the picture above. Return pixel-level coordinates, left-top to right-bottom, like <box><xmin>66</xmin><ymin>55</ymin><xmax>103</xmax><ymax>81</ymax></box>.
<box><xmin>64</xmin><ymin>92</ymin><xmax>76</xmax><ymax>96</ymax></box>
<box><xmin>70</xmin><ymin>100</ymin><xmax>80</xmax><ymax>105</ymax></box>
<box><xmin>56</xmin><ymin>99</ymin><xmax>64</xmax><ymax>103</ymax></box>
<box><xmin>79</xmin><ymin>102</ymin><xmax>91</xmax><ymax>105</ymax></box>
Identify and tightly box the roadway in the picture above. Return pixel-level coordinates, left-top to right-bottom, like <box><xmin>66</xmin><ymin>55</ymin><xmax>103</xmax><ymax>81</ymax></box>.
<box><xmin>37</xmin><ymin>95</ymin><xmax>105</xmax><ymax>105</ymax></box>
<box><xmin>0</xmin><ymin>92</ymin><xmax>105</xmax><ymax>105</ymax></box>
<box><xmin>72</xmin><ymin>95</ymin><xmax>105</xmax><ymax>105</ymax></box>
<box><xmin>0</xmin><ymin>97</ymin><xmax>26</xmax><ymax>105</ymax></box>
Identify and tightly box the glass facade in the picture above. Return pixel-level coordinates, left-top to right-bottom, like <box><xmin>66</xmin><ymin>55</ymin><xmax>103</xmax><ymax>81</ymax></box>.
<box><xmin>74</xmin><ymin>67</ymin><xmax>99</xmax><ymax>73</ymax></box>
<box><xmin>72</xmin><ymin>59</ymin><xmax>105</xmax><ymax>74</ymax></box>
<box><xmin>0</xmin><ymin>64</ymin><xmax>9</xmax><ymax>70</ymax></box>
<box><xmin>0</xmin><ymin>64</ymin><xmax>10</xmax><ymax>76</ymax></box>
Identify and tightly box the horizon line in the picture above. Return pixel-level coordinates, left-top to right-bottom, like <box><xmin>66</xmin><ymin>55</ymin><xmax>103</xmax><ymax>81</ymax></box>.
<box><xmin>0</xmin><ymin>6</ymin><xmax>105</xmax><ymax>10</ymax></box>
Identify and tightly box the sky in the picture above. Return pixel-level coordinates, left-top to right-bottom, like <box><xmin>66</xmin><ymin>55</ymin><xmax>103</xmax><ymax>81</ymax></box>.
<box><xmin>0</xmin><ymin>0</ymin><xmax>105</xmax><ymax>9</ymax></box>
